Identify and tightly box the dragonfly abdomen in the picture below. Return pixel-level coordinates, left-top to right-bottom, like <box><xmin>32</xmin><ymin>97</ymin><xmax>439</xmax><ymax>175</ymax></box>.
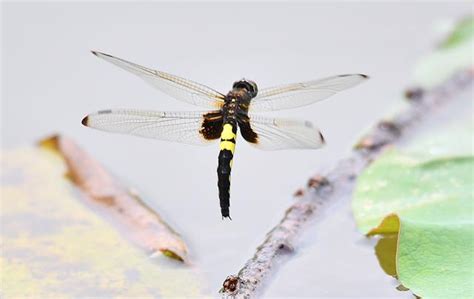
<box><xmin>217</xmin><ymin>123</ymin><xmax>237</xmax><ymax>219</ymax></box>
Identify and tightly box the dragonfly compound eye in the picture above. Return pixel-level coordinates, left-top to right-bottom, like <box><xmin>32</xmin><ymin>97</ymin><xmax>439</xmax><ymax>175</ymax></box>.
<box><xmin>233</xmin><ymin>79</ymin><xmax>258</xmax><ymax>97</ymax></box>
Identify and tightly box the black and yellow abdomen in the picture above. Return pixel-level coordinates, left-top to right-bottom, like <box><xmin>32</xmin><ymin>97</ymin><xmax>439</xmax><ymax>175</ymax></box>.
<box><xmin>217</xmin><ymin>123</ymin><xmax>237</xmax><ymax>219</ymax></box>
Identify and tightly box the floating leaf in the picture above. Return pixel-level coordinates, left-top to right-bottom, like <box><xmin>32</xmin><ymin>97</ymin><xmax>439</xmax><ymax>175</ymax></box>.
<box><xmin>414</xmin><ymin>16</ymin><xmax>474</xmax><ymax>88</ymax></box>
<box><xmin>440</xmin><ymin>16</ymin><xmax>474</xmax><ymax>49</ymax></box>
<box><xmin>0</xmin><ymin>144</ymin><xmax>205</xmax><ymax>297</ymax></box>
<box><xmin>352</xmin><ymin>139</ymin><xmax>473</xmax><ymax>299</ymax></box>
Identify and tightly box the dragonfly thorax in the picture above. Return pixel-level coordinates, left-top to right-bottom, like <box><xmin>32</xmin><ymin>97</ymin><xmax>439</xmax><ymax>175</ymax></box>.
<box><xmin>224</xmin><ymin>89</ymin><xmax>251</xmax><ymax>118</ymax></box>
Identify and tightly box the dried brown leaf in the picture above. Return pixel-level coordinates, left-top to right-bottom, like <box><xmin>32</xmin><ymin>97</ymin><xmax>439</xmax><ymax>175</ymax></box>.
<box><xmin>39</xmin><ymin>135</ymin><xmax>189</xmax><ymax>263</ymax></box>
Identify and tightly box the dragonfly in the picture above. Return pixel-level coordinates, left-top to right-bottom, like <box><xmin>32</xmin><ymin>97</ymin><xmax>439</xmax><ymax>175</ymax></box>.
<box><xmin>82</xmin><ymin>51</ymin><xmax>368</xmax><ymax>219</ymax></box>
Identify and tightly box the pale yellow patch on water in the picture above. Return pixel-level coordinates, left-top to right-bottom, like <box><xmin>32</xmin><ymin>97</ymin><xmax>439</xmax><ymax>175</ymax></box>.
<box><xmin>1</xmin><ymin>147</ymin><xmax>207</xmax><ymax>298</ymax></box>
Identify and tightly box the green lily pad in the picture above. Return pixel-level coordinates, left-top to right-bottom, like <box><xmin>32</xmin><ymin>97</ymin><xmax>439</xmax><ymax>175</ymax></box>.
<box><xmin>414</xmin><ymin>16</ymin><xmax>474</xmax><ymax>88</ymax></box>
<box><xmin>352</xmin><ymin>123</ymin><xmax>473</xmax><ymax>298</ymax></box>
<box><xmin>440</xmin><ymin>17</ymin><xmax>474</xmax><ymax>49</ymax></box>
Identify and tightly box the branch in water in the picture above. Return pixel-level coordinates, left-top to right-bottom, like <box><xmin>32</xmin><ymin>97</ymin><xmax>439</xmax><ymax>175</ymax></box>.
<box><xmin>39</xmin><ymin>135</ymin><xmax>189</xmax><ymax>263</ymax></box>
<box><xmin>220</xmin><ymin>69</ymin><xmax>473</xmax><ymax>297</ymax></box>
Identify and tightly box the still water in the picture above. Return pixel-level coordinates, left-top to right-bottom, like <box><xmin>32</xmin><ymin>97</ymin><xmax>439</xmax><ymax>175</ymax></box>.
<box><xmin>2</xmin><ymin>2</ymin><xmax>470</xmax><ymax>297</ymax></box>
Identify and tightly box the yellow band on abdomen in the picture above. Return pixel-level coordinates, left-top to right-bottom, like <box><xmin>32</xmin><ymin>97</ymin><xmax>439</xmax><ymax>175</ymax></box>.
<box><xmin>221</xmin><ymin>124</ymin><xmax>236</xmax><ymax>140</ymax></box>
<box><xmin>220</xmin><ymin>140</ymin><xmax>235</xmax><ymax>152</ymax></box>
<box><xmin>220</xmin><ymin>124</ymin><xmax>236</xmax><ymax>154</ymax></box>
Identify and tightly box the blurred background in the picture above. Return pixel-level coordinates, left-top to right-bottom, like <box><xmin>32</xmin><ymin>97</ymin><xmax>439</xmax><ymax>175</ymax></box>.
<box><xmin>2</xmin><ymin>2</ymin><xmax>471</xmax><ymax>297</ymax></box>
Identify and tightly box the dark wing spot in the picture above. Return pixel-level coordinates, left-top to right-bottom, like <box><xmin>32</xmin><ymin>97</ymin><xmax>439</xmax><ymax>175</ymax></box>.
<box><xmin>338</xmin><ymin>74</ymin><xmax>369</xmax><ymax>79</ymax></box>
<box><xmin>91</xmin><ymin>50</ymin><xmax>113</xmax><ymax>58</ymax></box>
<box><xmin>319</xmin><ymin>132</ymin><xmax>325</xmax><ymax>144</ymax></box>
<box><xmin>81</xmin><ymin>116</ymin><xmax>89</xmax><ymax>126</ymax></box>
<box><xmin>238</xmin><ymin>116</ymin><xmax>258</xmax><ymax>144</ymax></box>
<box><xmin>200</xmin><ymin>111</ymin><xmax>223</xmax><ymax>140</ymax></box>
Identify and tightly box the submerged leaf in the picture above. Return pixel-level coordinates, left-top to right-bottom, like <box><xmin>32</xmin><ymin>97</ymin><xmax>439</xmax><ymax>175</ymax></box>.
<box><xmin>0</xmin><ymin>141</ymin><xmax>205</xmax><ymax>297</ymax></box>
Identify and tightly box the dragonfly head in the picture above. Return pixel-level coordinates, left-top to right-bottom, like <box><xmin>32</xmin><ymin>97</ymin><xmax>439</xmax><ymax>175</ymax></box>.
<box><xmin>232</xmin><ymin>79</ymin><xmax>258</xmax><ymax>98</ymax></box>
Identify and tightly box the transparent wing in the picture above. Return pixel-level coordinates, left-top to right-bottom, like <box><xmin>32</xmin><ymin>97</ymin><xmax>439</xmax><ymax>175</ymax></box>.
<box><xmin>242</xmin><ymin>114</ymin><xmax>325</xmax><ymax>150</ymax></box>
<box><xmin>250</xmin><ymin>74</ymin><xmax>368</xmax><ymax>112</ymax></box>
<box><xmin>82</xmin><ymin>109</ymin><xmax>222</xmax><ymax>146</ymax></box>
<box><xmin>92</xmin><ymin>51</ymin><xmax>226</xmax><ymax>108</ymax></box>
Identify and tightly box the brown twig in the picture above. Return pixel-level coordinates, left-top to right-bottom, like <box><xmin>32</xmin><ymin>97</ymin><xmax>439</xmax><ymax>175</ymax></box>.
<box><xmin>39</xmin><ymin>135</ymin><xmax>189</xmax><ymax>263</ymax></box>
<box><xmin>220</xmin><ymin>69</ymin><xmax>473</xmax><ymax>297</ymax></box>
